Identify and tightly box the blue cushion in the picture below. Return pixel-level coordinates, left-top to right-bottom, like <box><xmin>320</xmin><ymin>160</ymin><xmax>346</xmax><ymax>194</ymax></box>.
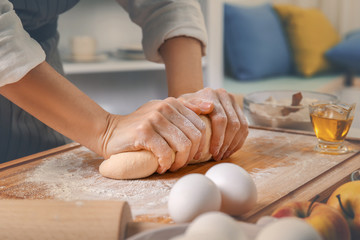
<box><xmin>224</xmin><ymin>3</ymin><xmax>293</xmax><ymax>81</ymax></box>
<box><xmin>346</xmin><ymin>29</ymin><xmax>360</xmax><ymax>39</ymax></box>
<box><xmin>326</xmin><ymin>29</ymin><xmax>360</xmax><ymax>72</ymax></box>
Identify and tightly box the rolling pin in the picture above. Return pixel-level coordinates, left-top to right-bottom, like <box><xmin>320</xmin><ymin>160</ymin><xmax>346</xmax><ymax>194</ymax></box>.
<box><xmin>0</xmin><ymin>199</ymin><xmax>166</xmax><ymax>240</ymax></box>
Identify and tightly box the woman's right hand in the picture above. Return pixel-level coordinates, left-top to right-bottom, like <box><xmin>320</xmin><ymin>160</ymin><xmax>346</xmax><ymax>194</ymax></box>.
<box><xmin>98</xmin><ymin>97</ymin><xmax>207</xmax><ymax>174</ymax></box>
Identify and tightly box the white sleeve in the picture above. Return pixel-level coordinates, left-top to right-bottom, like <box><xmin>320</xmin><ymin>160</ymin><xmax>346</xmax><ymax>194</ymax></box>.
<box><xmin>0</xmin><ymin>0</ymin><xmax>45</xmax><ymax>88</ymax></box>
<box><xmin>116</xmin><ymin>0</ymin><xmax>207</xmax><ymax>63</ymax></box>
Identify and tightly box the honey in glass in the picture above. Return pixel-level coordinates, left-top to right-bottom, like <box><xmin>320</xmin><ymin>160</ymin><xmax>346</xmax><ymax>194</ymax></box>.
<box><xmin>309</xmin><ymin>102</ymin><xmax>356</xmax><ymax>154</ymax></box>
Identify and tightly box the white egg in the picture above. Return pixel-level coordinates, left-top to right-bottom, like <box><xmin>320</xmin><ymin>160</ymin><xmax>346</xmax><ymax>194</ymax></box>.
<box><xmin>255</xmin><ymin>217</ymin><xmax>322</xmax><ymax>240</ymax></box>
<box><xmin>168</xmin><ymin>174</ymin><xmax>221</xmax><ymax>223</ymax></box>
<box><xmin>185</xmin><ymin>211</ymin><xmax>248</xmax><ymax>240</ymax></box>
<box><xmin>205</xmin><ymin>163</ymin><xmax>257</xmax><ymax>215</ymax></box>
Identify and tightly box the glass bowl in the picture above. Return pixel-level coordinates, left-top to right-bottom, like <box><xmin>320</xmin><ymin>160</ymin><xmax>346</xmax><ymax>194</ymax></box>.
<box><xmin>243</xmin><ymin>90</ymin><xmax>338</xmax><ymax>131</ymax></box>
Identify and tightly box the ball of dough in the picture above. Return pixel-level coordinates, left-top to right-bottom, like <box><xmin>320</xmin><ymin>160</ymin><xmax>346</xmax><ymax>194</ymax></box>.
<box><xmin>205</xmin><ymin>163</ymin><xmax>257</xmax><ymax>215</ymax></box>
<box><xmin>168</xmin><ymin>174</ymin><xmax>221</xmax><ymax>223</ymax></box>
<box><xmin>255</xmin><ymin>217</ymin><xmax>322</xmax><ymax>240</ymax></box>
<box><xmin>99</xmin><ymin>115</ymin><xmax>212</xmax><ymax>180</ymax></box>
<box><xmin>99</xmin><ymin>150</ymin><xmax>160</xmax><ymax>180</ymax></box>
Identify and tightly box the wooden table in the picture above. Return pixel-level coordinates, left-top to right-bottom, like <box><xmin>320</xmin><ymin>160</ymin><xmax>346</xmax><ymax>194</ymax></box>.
<box><xmin>1</xmin><ymin>127</ymin><xmax>359</xmax><ymax>224</ymax></box>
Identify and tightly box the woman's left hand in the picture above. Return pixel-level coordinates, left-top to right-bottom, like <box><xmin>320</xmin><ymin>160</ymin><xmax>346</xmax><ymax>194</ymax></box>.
<box><xmin>179</xmin><ymin>88</ymin><xmax>248</xmax><ymax>161</ymax></box>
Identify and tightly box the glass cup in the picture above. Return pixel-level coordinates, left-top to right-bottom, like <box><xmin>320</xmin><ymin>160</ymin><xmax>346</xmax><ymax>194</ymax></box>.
<box><xmin>309</xmin><ymin>102</ymin><xmax>356</xmax><ymax>154</ymax></box>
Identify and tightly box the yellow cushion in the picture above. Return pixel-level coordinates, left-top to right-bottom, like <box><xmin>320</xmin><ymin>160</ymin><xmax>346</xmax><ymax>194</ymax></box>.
<box><xmin>274</xmin><ymin>4</ymin><xmax>340</xmax><ymax>77</ymax></box>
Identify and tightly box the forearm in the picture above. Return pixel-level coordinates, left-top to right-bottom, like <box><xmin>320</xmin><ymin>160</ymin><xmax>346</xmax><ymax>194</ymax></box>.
<box><xmin>159</xmin><ymin>36</ymin><xmax>204</xmax><ymax>97</ymax></box>
<box><xmin>0</xmin><ymin>62</ymin><xmax>109</xmax><ymax>156</ymax></box>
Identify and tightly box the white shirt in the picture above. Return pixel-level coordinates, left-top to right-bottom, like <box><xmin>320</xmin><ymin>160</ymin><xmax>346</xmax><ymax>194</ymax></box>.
<box><xmin>0</xmin><ymin>0</ymin><xmax>207</xmax><ymax>88</ymax></box>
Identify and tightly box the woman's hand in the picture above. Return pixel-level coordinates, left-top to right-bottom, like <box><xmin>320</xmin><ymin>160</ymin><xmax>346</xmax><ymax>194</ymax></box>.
<box><xmin>100</xmin><ymin>97</ymin><xmax>207</xmax><ymax>174</ymax></box>
<box><xmin>179</xmin><ymin>88</ymin><xmax>248</xmax><ymax>161</ymax></box>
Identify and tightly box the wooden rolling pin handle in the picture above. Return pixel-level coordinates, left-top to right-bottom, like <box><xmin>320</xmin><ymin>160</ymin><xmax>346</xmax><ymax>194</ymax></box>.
<box><xmin>0</xmin><ymin>200</ymin><xmax>132</xmax><ymax>240</ymax></box>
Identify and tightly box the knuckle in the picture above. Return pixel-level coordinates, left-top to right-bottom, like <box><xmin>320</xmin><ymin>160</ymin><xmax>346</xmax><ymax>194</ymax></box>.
<box><xmin>202</xmin><ymin>87</ymin><xmax>213</xmax><ymax>95</ymax></box>
<box><xmin>191</xmin><ymin>129</ymin><xmax>202</xmax><ymax>142</ymax></box>
<box><xmin>229</xmin><ymin>93</ymin><xmax>237</xmax><ymax>102</ymax></box>
<box><xmin>217</xmin><ymin>88</ymin><xmax>227</xmax><ymax>94</ymax></box>
<box><xmin>229</xmin><ymin>119</ymin><xmax>241</xmax><ymax>132</ymax></box>
<box><xmin>203</xmin><ymin>87</ymin><xmax>212</xmax><ymax>92</ymax></box>
<box><xmin>198</xmin><ymin>120</ymin><xmax>206</xmax><ymax>133</ymax></box>
<box><xmin>135</xmin><ymin>122</ymin><xmax>152</xmax><ymax>135</ymax></box>
<box><xmin>241</xmin><ymin>120</ymin><xmax>249</xmax><ymax>131</ymax></box>
<box><xmin>148</xmin><ymin>111</ymin><xmax>164</xmax><ymax>124</ymax></box>
<box><xmin>163</xmin><ymin>97</ymin><xmax>178</xmax><ymax>106</ymax></box>
<box><xmin>165</xmin><ymin>96</ymin><xmax>176</xmax><ymax>102</ymax></box>
<box><xmin>213</xmin><ymin>114</ymin><xmax>227</xmax><ymax>126</ymax></box>
<box><xmin>155</xmin><ymin>101</ymin><xmax>172</xmax><ymax>113</ymax></box>
<box><xmin>179</xmin><ymin>138</ymin><xmax>192</xmax><ymax>152</ymax></box>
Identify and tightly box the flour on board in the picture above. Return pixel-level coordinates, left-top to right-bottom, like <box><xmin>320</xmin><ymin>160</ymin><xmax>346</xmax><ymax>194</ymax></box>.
<box><xmin>25</xmin><ymin>146</ymin><xmax>176</xmax><ymax>218</ymax></box>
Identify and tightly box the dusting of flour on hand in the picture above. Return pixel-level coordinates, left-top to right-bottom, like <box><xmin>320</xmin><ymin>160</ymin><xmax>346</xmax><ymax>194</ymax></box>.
<box><xmin>25</xmin><ymin>146</ymin><xmax>176</xmax><ymax>218</ymax></box>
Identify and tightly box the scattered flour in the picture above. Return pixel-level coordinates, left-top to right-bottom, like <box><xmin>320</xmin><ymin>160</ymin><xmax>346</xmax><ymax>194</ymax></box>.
<box><xmin>249</xmin><ymin>152</ymin><xmax>349</xmax><ymax>201</ymax></box>
<box><xmin>25</xmin><ymin>146</ymin><xmax>176</xmax><ymax>218</ymax></box>
<box><xmin>19</xmin><ymin>130</ymin><xmax>358</xmax><ymax>220</ymax></box>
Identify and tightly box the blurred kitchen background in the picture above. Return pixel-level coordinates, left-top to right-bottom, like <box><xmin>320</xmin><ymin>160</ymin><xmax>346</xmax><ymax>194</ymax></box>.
<box><xmin>58</xmin><ymin>0</ymin><xmax>167</xmax><ymax>115</ymax></box>
<box><xmin>57</xmin><ymin>0</ymin><xmax>360</xmax><ymax>129</ymax></box>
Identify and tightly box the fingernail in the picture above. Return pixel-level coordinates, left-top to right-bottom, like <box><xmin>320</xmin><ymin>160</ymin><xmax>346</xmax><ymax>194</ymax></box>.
<box><xmin>199</xmin><ymin>102</ymin><xmax>213</xmax><ymax>111</ymax></box>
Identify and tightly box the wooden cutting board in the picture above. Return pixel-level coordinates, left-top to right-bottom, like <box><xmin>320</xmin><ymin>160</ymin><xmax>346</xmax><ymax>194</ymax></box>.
<box><xmin>0</xmin><ymin>128</ymin><xmax>359</xmax><ymax>223</ymax></box>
